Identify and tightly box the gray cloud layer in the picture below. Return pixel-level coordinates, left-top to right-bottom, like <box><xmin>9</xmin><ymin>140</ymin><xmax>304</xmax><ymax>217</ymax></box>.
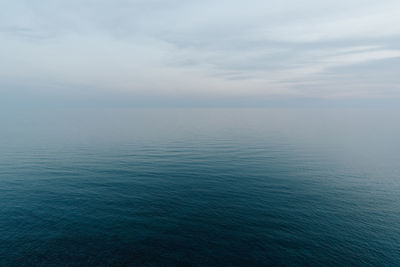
<box><xmin>1</xmin><ymin>0</ymin><xmax>400</xmax><ymax>105</ymax></box>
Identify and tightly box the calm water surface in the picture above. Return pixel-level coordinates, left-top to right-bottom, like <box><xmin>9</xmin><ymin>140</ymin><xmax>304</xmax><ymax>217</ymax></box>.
<box><xmin>1</xmin><ymin>108</ymin><xmax>399</xmax><ymax>266</ymax></box>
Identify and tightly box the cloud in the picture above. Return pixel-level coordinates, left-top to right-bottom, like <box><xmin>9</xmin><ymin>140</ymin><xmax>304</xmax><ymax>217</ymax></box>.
<box><xmin>0</xmin><ymin>0</ymin><xmax>400</xmax><ymax>104</ymax></box>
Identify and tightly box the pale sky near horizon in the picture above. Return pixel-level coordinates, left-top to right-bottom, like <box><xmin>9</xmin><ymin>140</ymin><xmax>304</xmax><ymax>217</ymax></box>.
<box><xmin>1</xmin><ymin>0</ymin><xmax>400</xmax><ymax>107</ymax></box>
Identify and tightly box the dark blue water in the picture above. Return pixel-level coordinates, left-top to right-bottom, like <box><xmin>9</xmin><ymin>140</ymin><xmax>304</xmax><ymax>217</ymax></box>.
<box><xmin>1</xmin><ymin>108</ymin><xmax>399</xmax><ymax>266</ymax></box>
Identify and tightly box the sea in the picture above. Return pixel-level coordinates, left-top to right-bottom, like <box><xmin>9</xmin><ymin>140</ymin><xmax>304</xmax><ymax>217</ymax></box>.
<box><xmin>1</xmin><ymin>108</ymin><xmax>399</xmax><ymax>266</ymax></box>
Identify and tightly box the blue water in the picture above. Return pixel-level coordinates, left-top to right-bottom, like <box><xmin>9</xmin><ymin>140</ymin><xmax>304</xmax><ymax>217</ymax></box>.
<box><xmin>1</xmin><ymin>108</ymin><xmax>399</xmax><ymax>266</ymax></box>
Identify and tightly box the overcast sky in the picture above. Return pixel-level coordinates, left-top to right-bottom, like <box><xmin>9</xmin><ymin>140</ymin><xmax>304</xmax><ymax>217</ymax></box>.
<box><xmin>1</xmin><ymin>0</ymin><xmax>400</xmax><ymax>107</ymax></box>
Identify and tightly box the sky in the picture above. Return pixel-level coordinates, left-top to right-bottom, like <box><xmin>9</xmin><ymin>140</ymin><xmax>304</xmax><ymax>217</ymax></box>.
<box><xmin>1</xmin><ymin>0</ymin><xmax>400</xmax><ymax>107</ymax></box>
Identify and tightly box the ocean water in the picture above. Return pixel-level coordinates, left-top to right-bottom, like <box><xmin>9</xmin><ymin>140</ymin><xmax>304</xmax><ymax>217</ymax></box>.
<box><xmin>1</xmin><ymin>108</ymin><xmax>399</xmax><ymax>266</ymax></box>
